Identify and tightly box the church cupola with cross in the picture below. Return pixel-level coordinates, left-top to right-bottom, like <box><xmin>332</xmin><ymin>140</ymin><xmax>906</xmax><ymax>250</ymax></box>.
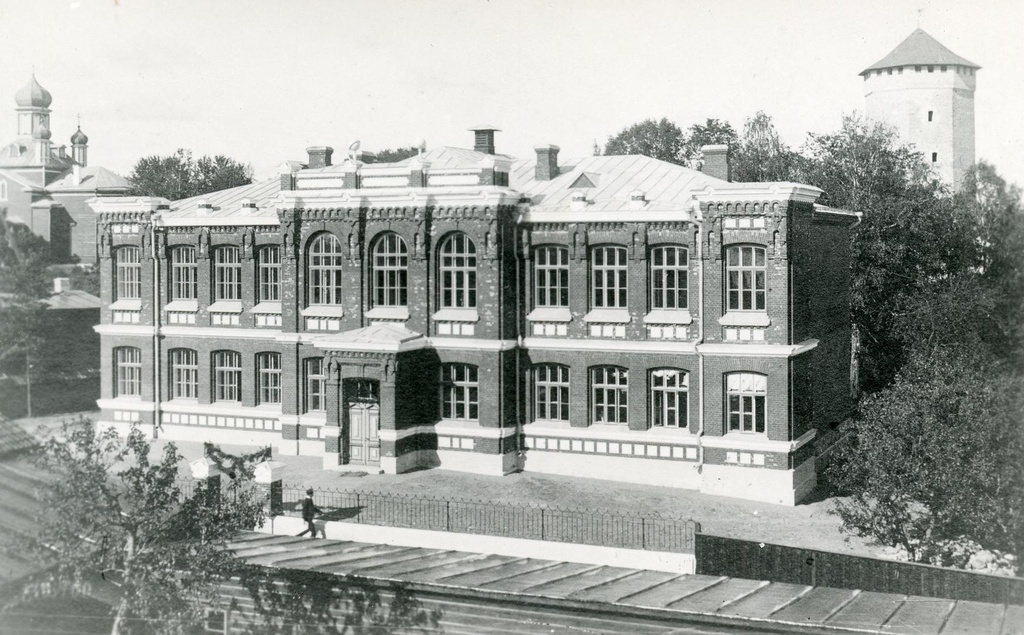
<box><xmin>14</xmin><ymin>74</ymin><xmax>52</xmax><ymax>139</ymax></box>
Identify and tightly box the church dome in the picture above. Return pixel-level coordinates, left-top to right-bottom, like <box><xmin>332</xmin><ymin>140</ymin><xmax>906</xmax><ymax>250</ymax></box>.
<box><xmin>15</xmin><ymin>75</ymin><xmax>53</xmax><ymax>109</ymax></box>
<box><xmin>33</xmin><ymin>124</ymin><xmax>51</xmax><ymax>140</ymax></box>
<box><xmin>71</xmin><ymin>126</ymin><xmax>88</xmax><ymax>145</ymax></box>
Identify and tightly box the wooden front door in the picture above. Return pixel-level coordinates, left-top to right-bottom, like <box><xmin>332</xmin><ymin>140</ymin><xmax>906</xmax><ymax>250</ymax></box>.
<box><xmin>344</xmin><ymin>379</ymin><xmax>380</xmax><ymax>466</ymax></box>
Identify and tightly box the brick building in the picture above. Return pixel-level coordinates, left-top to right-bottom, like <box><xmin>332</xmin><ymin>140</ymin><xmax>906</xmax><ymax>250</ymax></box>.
<box><xmin>91</xmin><ymin>130</ymin><xmax>858</xmax><ymax>505</ymax></box>
<box><xmin>0</xmin><ymin>75</ymin><xmax>129</xmax><ymax>263</ymax></box>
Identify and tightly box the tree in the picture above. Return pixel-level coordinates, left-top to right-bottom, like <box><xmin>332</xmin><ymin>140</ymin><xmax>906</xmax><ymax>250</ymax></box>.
<box><xmin>372</xmin><ymin>147</ymin><xmax>420</xmax><ymax>163</ymax></box>
<box><xmin>829</xmin><ymin>347</ymin><xmax>1024</xmax><ymax>566</ymax></box>
<box><xmin>128</xmin><ymin>149</ymin><xmax>253</xmax><ymax>201</ymax></box>
<box><xmin>603</xmin><ymin>118</ymin><xmax>687</xmax><ymax>165</ymax></box>
<box><xmin>732</xmin><ymin>111</ymin><xmax>798</xmax><ymax>182</ymax></box>
<box><xmin>681</xmin><ymin>118</ymin><xmax>739</xmax><ymax>170</ymax></box>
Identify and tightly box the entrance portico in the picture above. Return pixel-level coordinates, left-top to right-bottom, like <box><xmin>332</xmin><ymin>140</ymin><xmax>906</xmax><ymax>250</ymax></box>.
<box><xmin>315</xmin><ymin>324</ymin><xmax>429</xmax><ymax>473</ymax></box>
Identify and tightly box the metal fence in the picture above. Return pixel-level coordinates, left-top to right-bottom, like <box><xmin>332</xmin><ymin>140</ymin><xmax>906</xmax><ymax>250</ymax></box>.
<box><xmin>282</xmin><ymin>485</ymin><xmax>699</xmax><ymax>553</ymax></box>
<box><xmin>696</xmin><ymin>534</ymin><xmax>1024</xmax><ymax>605</ymax></box>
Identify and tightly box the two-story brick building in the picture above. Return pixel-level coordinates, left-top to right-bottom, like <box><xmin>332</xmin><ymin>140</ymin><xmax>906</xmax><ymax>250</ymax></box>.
<box><xmin>90</xmin><ymin>130</ymin><xmax>858</xmax><ymax>505</ymax></box>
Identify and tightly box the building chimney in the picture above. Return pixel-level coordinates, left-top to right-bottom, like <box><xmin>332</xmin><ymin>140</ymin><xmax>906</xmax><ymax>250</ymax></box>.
<box><xmin>53</xmin><ymin>277</ymin><xmax>71</xmax><ymax>293</ymax></box>
<box><xmin>701</xmin><ymin>144</ymin><xmax>731</xmax><ymax>182</ymax></box>
<box><xmin>469</xmin><ymin>126</ymin><xmax>500</xmax><ymax>155</ymax></box>
<box><xmin>534</xmin><ymin>145</ymin><xmax>560</xmax><ymax>180</ymax></box>
<box><xmin>72</xmin><ymin>163</ymin><xmax>81</xmax><ymax>186</ymax></box>
<box><xmin>306</xmin><ymin>146</ymin><xmax>334</xmax><ymax>169</ymax></box>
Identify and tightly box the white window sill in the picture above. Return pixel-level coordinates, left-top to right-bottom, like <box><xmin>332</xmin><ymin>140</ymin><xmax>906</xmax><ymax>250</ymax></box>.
<box><xmin>432</xmin><ymin>309</ymin><xmax>479</xmax><ymax>323</ymax></box>
<box><xmin>366</xmin><ymin>306</ymin><xmax>410</xmax><ymax>320</ymax></box>
<box><xmin>718</xmin><ymin>312</ymin><xmax>770</xmax><ymax>327</ymax></box>
<box><xmin>302</xmin><ymin>305</ymin><xmax>345</xmax><ymax>318</ymax></box>
<box><xmin>527</xmin><ymin>307</ymin><xmax>572</xmax><ymax>323</ymax></box>
<box><xmin>110</xmin><ymin>299</ymin><xmax>142</xmax><ymax>311</ymax></box>
<box><xmin>251</xmin><ymin>301</ymin><xmax>282</xmax><ymax>315</ymax></box>
<box><xmin>165</xmin><ymin>300</ymin><xmax>198</xmax><ymax>312</ymax></box>
<box><xmin>583</xmin><ymin>309</ymin><xmax>631</xmax><ymax>324</ymax></box>
<box><xmin>209</xmin><ymin>300</ymin><xmax>243</xmax><ymax>314</ymax></box>
<box><xmin>643</xmin><ymin>310</ymin><xmax>692</xmax><ymax>325</ymax></box>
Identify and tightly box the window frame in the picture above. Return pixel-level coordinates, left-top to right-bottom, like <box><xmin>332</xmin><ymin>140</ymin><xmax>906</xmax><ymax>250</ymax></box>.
<box><xmin>533</xmin><ymin>245</ymin><xmax>570</xmax><ymax>308</ymax></box>
<box><xmin>371</xmin><ymin>233</ymin><xmax>409</xmax><ymax>308</ymax></box>
<box><xmin>726</xmin><ymin>372</ymin><xmax>767</xmax><ymax>434</ymax></box>
<box><xmin>212</xmin><ymin>246</ymin><xmax>242</xmax><ymax>301</ymax></box>
<box><xmin>169</xmin><ymin>348</ymin><xmax>198</xmax><ymax>400</ymax></box>
<box><xmin>115</xmin><ymin>246</ymin><xmax>142</xmax><ymax>301</ymax></box>
<box><xmin>534</xmin><ymin>363</ymin><xmax>570</xmax><ymax>422</ymax></box>
<box><xmin>256</xmin><ymin>352</ymin><xmax>282</xmax><ymax>406</ymax></box>
<box><xmin>591</xmin><ymin>365</ymin><xmax>628</xmax><ymax>425</ymax></box>
<box><xmin>256</xmin><ymin>245</ymin><xmax>281</xmax><ymax>303</ymax></box>
<box><xmin>304</xmin><ymin>358</ymin><xmax>326</xmax><ymax>413</ymax></box>
<box><xmin>650</xmin><ymin>368</ymin><xmax>688</xmax><ymax>428</ymax></box>
<box><xmin>169</xmin><ymin>246</ymin><xmax>198</xmax><ymax>301</ymax></box>
<box><xmin>212</xmin><ymin>350</ymin><xmax>242</xmax><ymax>403</ymax></box>
<box><xmin>440</xmin><ymin>363</ymin><xmax>479</xmax><ymax>421</ymax></box>
<box><xmin>591</xmin><ymin>245</ymin><xmax>628</xmax><ymax>309</ymax></box>
<box><xmin>438</xmin><ymin>233</ymin><xmax>477</xmax><ymax>309</ymax></box>
<box><xmin>650</xmin><ymin>245</ymin><xmax>688</xmax><ymax>310</ymax></box>
<box><xmin>307</xmin><ymin>233</ymin><xmax>344</xmax><ymax>306</ymax></box>
<box><xmin>114</xmin><ymin>347</ymin><xmax>142</xmax><ymax>398</ymax></box>
<box><xmin>726</xmin><ymin>245</ymin><xmax>766</xmax><ymax>312</ymax></box>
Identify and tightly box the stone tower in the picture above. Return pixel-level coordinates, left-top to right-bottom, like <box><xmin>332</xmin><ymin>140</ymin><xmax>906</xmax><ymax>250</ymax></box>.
<box><xmin>862</xmin><ymin>29</ymin><xmax>979</xmax><ymax>189</ymax></box>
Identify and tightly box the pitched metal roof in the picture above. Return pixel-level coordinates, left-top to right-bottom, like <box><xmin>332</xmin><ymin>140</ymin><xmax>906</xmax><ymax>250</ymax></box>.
<box><xmin>862</xmin><ymin>29</ymin><xmax>979</xmax><ymax>75</ymax></box>
<box><xmin>163</xmin><ymin>177</ymin><xmax>282</xmax><ymax>223</ymax></box>
<box><xmin>47</xmin><ymin>166</ymin><xmax>129</xmax><ymax>192</ymax></box>
<box><xmin>44</xmin><ymin>289</ymin><xmax>101</xmax><ymax>310</ymax></box>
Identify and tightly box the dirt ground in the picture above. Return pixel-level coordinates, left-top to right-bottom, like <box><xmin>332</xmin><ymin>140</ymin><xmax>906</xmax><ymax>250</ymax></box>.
<box><xmin>15</xmin><ymin>411</ymin><xmax>878</xmax><ymax>559</ymax></box>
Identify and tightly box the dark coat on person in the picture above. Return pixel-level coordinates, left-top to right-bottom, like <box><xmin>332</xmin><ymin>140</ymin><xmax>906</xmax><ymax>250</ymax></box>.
<box><xmin>302</xmin><ymin>497</ymin><xmax>320</xmax><ymax>521</ymax></box>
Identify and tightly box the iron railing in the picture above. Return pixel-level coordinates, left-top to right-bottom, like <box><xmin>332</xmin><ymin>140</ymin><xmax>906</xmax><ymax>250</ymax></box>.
<box><xmin>281</xmin><ymin>485</ymin><xmax>699</xmax><ymax>553</ymax></box>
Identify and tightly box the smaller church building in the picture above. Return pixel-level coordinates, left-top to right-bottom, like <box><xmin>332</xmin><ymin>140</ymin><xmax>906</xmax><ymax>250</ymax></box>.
<box><xmin>0</xmin><ymin>75</ymin><xmax>129</xmax><ymax>263</ymax></box>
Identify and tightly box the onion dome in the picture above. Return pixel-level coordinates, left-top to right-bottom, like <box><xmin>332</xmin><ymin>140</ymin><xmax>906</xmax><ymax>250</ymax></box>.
<box><xmin>71</xmin><ymin>126</ymin><xmax>88</xmax><ymax>145</ymax></box>
<box><xmin>15</xmin><ymin>75</ymin><xmax>53</xmax><ymax>109</ymax></box>
<box><xmin>33</xmin><ymin>124</ymin><xmax>51</xmax><ymax>140</ymax></box>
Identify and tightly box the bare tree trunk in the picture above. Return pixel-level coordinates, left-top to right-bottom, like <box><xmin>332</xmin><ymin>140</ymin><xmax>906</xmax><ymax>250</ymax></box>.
<box><xmin>111</xmin><ymin>534</ymin><xmax>135</xmax><ymax>635</ymax></box>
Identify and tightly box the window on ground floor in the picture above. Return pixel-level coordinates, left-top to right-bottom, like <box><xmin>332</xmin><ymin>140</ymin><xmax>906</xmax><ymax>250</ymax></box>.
<box><xmin>114</xmin><ymin>347</ymin><xmax>142</xmax><ymax>397</ymax></box>
<box><xmin>256</xmin><ymin>352</ymin><xmax>281</xmax><ymax>405</ymax></box>
<box><xmin>441</xmin><ymin>363</ymin><xmax>478</xmax><ymax>420</ymax></box>
<box><xmin>534</xmin><ymin>363</ymin><xmax>569</xmax><ymax>422</ymax></box>
<box><xmin>304</xmin><ymin>358</ymin><xmax>326</xmax><ymax>413</ymax></box>
<box><xmin>651</xmin><ymin>368</ymin><xmax>688</xmax><ymax>428</ymax></box>
<box><xmin>726</xmin><ymin>372</ymin><xmax>766</xmax><ymax>434</ymax></box>
<box><xmin>592</xmin><ymin>366</ymin><xmax>628</xmax><ymax>424</ymax></box>
<box><xmin>169</xmin><ymin>348</ymin><xmax>198</xmax><ymax>399</ymax></box>
<box><xmin>212</xmin><ymin>350</ymin><xmax>241</xmax><ymax>402</ymax></box>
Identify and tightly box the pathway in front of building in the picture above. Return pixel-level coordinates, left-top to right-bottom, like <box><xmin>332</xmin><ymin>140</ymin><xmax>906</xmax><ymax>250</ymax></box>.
<box><xmin>228</xmin><ymin>532</ymin><xmax>1021</xmax><ymax>634</ymax></box>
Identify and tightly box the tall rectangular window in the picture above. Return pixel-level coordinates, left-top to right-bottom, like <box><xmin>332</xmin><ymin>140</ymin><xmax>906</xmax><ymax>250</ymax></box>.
<box><xmin>169</xmin><ymin>349</ymin><xmax>198</xmax><ymax>399</ymax></box>
<box><xmin>114</xmin><ymin>347</ymin><xmax>142</xmax><ymax>397</ymax></box>
<box><xmin>592</xmin><ymin>366</ymin><xmax>628</xmax><ymax>424</ymax></box>
<box><xmin>115</xmin><ymin>247</ymin><xmax>141</xmax><ymax>301</ymax></box>
<box><xmin>304</xmin><ymin>358</ymin><xmax>326</xmax><ymax>412</ymax></box>
<box><xmin>534</xmin><ymin>246</ymin><xmax>569</xmax><ymax>308</ymax></box>
<box><xmin>651</xmin><ymin>369</ymin><xmax>688</xmax><ymax>428</ymax></box>
<box><xmin>441</xmin><ymin>364</ymin><xmax>478</xmax><ymax>420</ymax></box>
<box><xmin>726</xmin><ymin>246</ymin><xmax>766</xmax><ymax>312</ymax></box>
<box><xmin>591</xmin><ymin>246</ymin><xmax>627</xmax><ymax>308</ymax></box>
<box><xmin>727</xmin><ymin>373</ymin><xmax>767</xmax><ymax>434</ymax></box>
<box><xmin>257</xmin><ymin>246</ymin><xmax>280</xmax><ymax>302</ymax></box>
<box><xmin>257</xmin><ymin>352</ymin><xmax>281</xmax><ymax>405</ymax></box>
<box><xmin>212</xmin><ymin>351</ymin><xmax>241</xmax><ymax>402</ymax></box>
<box><xmin>308</xmin><ymin>234</ymin><xmax>344</xmax><ymax>305</ymax></box>
<box><xmin>372</xmin><ymin>233</ymin><xmax>409</xmax><ymax>307</ymax></box>
<box><xmin>170</xmin><ymin>246</ymin><xmax>197</xmax><ymax>300</ymax></box>
<box><xmin>534</xmin><ymin>364</ymin><xmax>570</xmax><ymax>421</ymax></box>
<box><xmin>439</xmin><ymin>233</ymin><xmax>477</xmax><ymax>309</ymax></box>
<box><xmin>213</xmin><ymin>247</ymin><xmax>242</xmax><ymax>301</ymax></box>
<box><xmin>650</xmin><ymin>246</ymin><xmax>687</xmax><ymax>310</ymax></box>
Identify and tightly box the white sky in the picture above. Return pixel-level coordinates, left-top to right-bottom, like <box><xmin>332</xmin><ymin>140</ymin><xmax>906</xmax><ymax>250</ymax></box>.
<box><xmin>2</xmin><ymin>0</ymin><xmax>1021</xmax><ymax>184</ymax></box>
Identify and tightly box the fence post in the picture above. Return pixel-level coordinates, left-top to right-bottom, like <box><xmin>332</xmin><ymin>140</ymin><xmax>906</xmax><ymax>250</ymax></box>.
<box><xmin>356</xmin><ymin>493</ymin><xmax>361</xmax><ymax>523</ymax></box>
<box><xmin>641</xmin><ymin>517</ymin><xmax>646</xmax><ymax>550</ymax></box>
<box><xmin>253</xmin><ymin>461</ymin><xmax>285</xmax><ymax>517</ymax></box>
<box><xmin>445</xmin><ymin>500</ymin><xmax>451</xmax><ymax>532</ymax></box>
<box><xmin>540</xmin><ymin>507</ymin><xmax>546</xmax><ymax>541</ymax></box>
<box><xmin>189</xmin><ymin>458</ymin><xmax>222</xmax><ymax>508</ymax></box>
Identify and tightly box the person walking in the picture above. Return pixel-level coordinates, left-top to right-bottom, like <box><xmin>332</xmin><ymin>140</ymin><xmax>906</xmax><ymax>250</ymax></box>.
<box><xmin>297</xmin><ymin>488</ymin><xmax>321</xmax><ymax>539</ymax></box>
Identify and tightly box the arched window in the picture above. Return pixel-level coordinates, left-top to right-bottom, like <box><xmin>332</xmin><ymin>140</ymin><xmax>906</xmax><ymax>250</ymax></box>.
<box><xmin>212</xmin><ymin>246</ymin><xmax>241</xmax><ymax>301</ymax></box>
<box><xmin>169</xmin><ymin>349</ymin><xmax>198</xmax><ymax>399</ymax></box>
<box><xmin>726</xmin><ymin>373</ymin><xmax>767</xmax><ymax>434</ymax></box>
<box><xmin>256</xmin><ymin>352</ymin><xmax>282</xmax><ymax>405</ymax></box>
<box><xmin>307</xmin><ymin>233</ymin><xmax>344</xmax><ymax>305</ymax></box>
<box><xmin>115</xmin><ymin>246</ymin><xmax>141</xmax><ymax>301</ymax></box>
<box><xmin>169</xmin><ymin>246</ymin><xmax>197</xmax><ymax>300</ymax></box>
<box><xmin>651</xmin><ymin>369</ymin><xmax>688</xmax><ymax>428</ymax></box>
<box><xmin>438</xmin><ymin>233</ymin><xmax>477</xmax><ymax>309</ymax></box>
<box><xmin>256</xmin><ymin>246</ymin><xmax>280</xmax><ymax>303</ymax></box>
<box><xmin>441</xmin><ymin>363</ymin><xmax>478</xmax><ymax>420</ymax></box>
<box><xmin>534</xmin><ymin>246</ymin><xmax>569</xmax><ymax>308</ymax></box>
<box><xmin>592</xmin><ymin>366</ymin><xmax>628</xmax><ymax>424</ymax></box>
<box><xmin>726</xmin><ymin>246</ymin><xmax>766</xmax><ymax>312</ymax></box>
<box><xmin>114</xmin><ymin>347</ymin><xmax>142</xmax><ymax>398</ymax></box>
<box><xmin>650</xmin><ymin>246</ymin><xmax>687</xmax><ymax>310</ymax></box>
<box><xmin>372</xmin><ymin>233</ymin><xmax>408</xmax><ymax>307</ymax></box>
<box><xmin>212</xmin><ymin>350</ymin><xmax>241</xmax><ymax>402</ymax></box>
<box><xmin>534</xmin><ymin>363</ymin><xmax>569</xmax><ymax>422</ymax></box>
<box><xmin>591</xmin><ymin>246</ymin><xmax>627</xmax><ymax>308</ymax></box>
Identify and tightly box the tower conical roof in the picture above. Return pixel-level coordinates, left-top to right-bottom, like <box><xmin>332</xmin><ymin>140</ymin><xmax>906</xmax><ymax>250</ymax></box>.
<box><xmin>861</xmin><ymin>29</ymin><xmax>979</xmax><ymax>75</ymax></box>
<box><xmin>15</xmin><ymin>74</ymin><xmax>53</xmax><ymax>108</ymax></box>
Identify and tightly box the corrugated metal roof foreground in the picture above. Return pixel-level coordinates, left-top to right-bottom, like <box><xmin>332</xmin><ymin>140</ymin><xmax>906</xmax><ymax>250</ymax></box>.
<box><xmin>229</xmin><ymin>533</ymin><xmax>1021</xmax><ymax>634</ymax></box>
